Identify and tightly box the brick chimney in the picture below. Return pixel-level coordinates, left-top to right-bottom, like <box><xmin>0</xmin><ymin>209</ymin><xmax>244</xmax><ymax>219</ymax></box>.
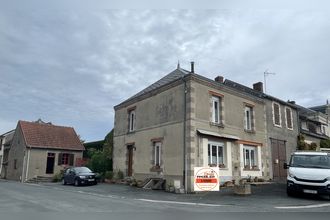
<box><xmin>253</xmin><ymin>82</ymin><xmax>263</xmax><ymax>92</ymax></box>
<box><xmin>214</xmin><ymin>76</ymin><xmax>224</xmax><ymax>83</ymax></box>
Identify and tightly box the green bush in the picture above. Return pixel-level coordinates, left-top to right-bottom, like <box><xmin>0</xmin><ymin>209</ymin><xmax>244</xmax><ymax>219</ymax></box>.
<box><xmin>87</xmin><ymin>150</ymin><xmax>112</xmax><ymax>174</ymax></box>
<box><xmin>117</xmin><ymin>170</ymin><xmax>124</xmax><ymax>179</ymax></box>
<box><xmin>320</xmin><ymin>139</ymin><xmax>330</xmax><ymax>148</ymax></box>
<box><xmin>105</xmin><ymin>171</ymin><xmax>113</xmax><ymax>180</ymax></box>
<box><xmin>53</xmin><ymin>171</ymin><xmax>63</xmax><ymax>182</ymax></box>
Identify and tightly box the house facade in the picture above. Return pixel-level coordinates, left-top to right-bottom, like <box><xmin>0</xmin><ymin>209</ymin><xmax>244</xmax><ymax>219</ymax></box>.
<box><xmin>224</xmin><ymin>80</ymin><xmax>299</xmax><ymax>181</ymax></box>
<box><xmin>6</xmin><ymin>120</ymin><xmax>85</xmax><ymax>182</ymax></box>
<box><xmin>0</xmin><ymin>130</ymin><xmax>15</xmax><ymax>178</ymax></box>
<box><xmin>113</xmin><ymin>66</ymin><xmax>270</xmax><ymax>193</ymax></box>
<box><xmin>296</xmin><ymin>105</ymin><xmax>329</xmax><ymax>150</ymax></box>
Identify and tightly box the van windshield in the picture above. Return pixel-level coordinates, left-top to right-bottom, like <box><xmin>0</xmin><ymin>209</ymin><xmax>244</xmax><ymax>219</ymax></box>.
<box><xmin>290</xmin><ymin>155</ymin><xmax>330</xmax><ymax>169</ymax></box>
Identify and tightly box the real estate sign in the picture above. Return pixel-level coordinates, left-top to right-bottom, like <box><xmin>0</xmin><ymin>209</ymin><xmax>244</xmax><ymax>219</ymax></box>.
<box><xmin>194</xmin><ymin>167</ymin><xmax>220</xmax><ymax>191</ymax></box>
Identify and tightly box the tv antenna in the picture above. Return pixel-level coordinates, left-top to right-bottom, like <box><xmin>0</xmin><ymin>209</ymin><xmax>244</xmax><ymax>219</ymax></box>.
<box><xmin>264</xmin><ymin>69</ymin><xmax>276</xmax><ymax>93</ymax></box>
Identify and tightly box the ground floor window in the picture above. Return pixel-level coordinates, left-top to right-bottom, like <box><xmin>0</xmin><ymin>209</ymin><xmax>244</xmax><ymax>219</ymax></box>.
<box><xmin>208</xmin><ymin>141</ymin><xmax>225</xmax><ymax>167</ymax></box>
<box><xmin>58</xmin><ymin>153</ymin><xmax>74</xmax><ymax>166</ymax></box>
<box><xmin>154</xmin><ymin>141</ymin><xmax>161</xmax><ymax>167</ymax></box>
<box><xmin>243</xmin><ymin>145</ymin><xmax>258</xmax><ymax>169</ymax></box>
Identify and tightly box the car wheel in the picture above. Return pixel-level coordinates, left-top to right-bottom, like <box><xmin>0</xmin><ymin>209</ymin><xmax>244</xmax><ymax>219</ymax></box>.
<box><xmin>62</xmin><ymin>178</ymin><xmax>66</xmax><ymax>185</ymax></box>
<box><xmin>74</xmin><ymin>179</ymin><xmax>80</xmax><ymax>186</ymax></box>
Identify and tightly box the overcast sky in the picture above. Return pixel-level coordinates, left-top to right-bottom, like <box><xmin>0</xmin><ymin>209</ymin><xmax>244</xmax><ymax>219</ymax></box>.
<box><xmin>1</xmin><ymin>5</ymin><xmax>330</xmax><ymax>141</ymax></box>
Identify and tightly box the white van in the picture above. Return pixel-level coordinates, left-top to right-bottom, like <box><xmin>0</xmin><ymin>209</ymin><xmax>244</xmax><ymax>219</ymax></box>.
<box><xmin>285</xmin><ymin>151</ymin><xmax>330</xmax><ymax>197</ymax></box>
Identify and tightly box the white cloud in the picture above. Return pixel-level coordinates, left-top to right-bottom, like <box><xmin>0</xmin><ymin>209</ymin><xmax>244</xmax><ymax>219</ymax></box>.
<box><xmin>0</xmin><ymin>9</ymin><xmax>329</xmax><ymax>140</ymax></box>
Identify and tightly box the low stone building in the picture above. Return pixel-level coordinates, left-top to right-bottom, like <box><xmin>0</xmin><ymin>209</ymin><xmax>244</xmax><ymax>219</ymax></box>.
<box><xmin>6</xmin><ymin>120</ymin><xmax>85</xmax><ymax>182</ymax></box>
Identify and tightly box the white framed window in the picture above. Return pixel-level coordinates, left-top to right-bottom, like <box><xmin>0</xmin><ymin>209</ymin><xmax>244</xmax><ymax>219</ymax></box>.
<box><xmin>243</xmin><ymin>145</ymin><xmax>257</xmax><ymax>169</ymax></box>
<box><xmin>128</xmin><ymin>109</ymin><xmax>136</xmax><ymax>132</ymax></box>
<box><xmin>272</xmin><ymin>102</ymin><xmax>281</xmax><ymax>127</ymax></box>
<box><xmin>208</xmin><ymin>141</ymin><xmax>225</xmax><ymax>167</ymax></box>
<box><xmin>285</xmin><ymin>107</ymin><xmax>293</xmax><ymax>130</ymax></box>
<box><xmin>244</xmin><ymin>106</ymin><xmax>253</xmax><ymax>131</ymax></box>
<box><xmin>212</xmin><ymin>96</ymin><xmax>221</xmax><ymax>124</ymax></box>
<box><xmin>154</xmin><ymin>142</ymin><xmax>161</xmax><ymax>166</ymax></box>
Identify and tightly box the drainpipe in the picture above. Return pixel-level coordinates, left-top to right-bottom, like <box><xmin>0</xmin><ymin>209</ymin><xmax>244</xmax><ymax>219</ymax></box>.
<box><xmin>0</xmin><ymin>137</ymin><xmax>3</xmax><ymax>177</ymax></box>
<box><xmin>25</xmin><ymin>147</ymin><xmax>31</xmax><ymax>181</ymax></box>
<box><xmin>182</xmin><ymin>75</ymin><xmax>187</xmax><ymax>193</ymax></box>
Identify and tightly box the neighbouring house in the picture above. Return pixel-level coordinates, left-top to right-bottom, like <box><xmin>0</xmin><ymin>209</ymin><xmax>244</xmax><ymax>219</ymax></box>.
<box><xmin>309</xmin><ymin>101</ymin><xmax>330</xmax><ymax>138</ymax></box>
<box><xmin>113</xmin><ymin>63</ymin><xmax>269</xmax><ymax>193</ymax></box>
<box><xmin>294</xmin><ymin>104</ymin><xmax>330</xmax><ymax>150</ymax></box>
<box><xmin>224</xmin><ymin>80</ymin><xmax>299</xmax><ymax>181</ymax></box>
<box><xmin>0</xmin><ymin>130</ymin><xmax>15</xmax><ymax>178</ymax></box>
<box><xmin>6</xmin><ymin>119</ymin><xmax>85</xmax><ymax>182</ymax></box>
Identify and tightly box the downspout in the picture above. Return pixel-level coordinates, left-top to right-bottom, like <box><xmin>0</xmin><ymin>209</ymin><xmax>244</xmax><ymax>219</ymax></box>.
<box><xmin>182</xmin><ymin>75</ymin><xmax>187</xmax><ymax>193</ymax></box>
<box><xmin>0</xmin><ymin>137</ymin><xmax>3</xmax><ymax>177</ymax></box>
<box><xmin>25</xmin><ymin>147</ymin><xmax>31</xmax><ymax>181</ymax></box>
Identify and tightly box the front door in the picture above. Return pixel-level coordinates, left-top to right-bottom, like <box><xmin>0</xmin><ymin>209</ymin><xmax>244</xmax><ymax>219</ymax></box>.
<box><xmin>271</xmin><ymin>139</ymin><xmax>287</xmax><ymax>181</ymax></box>
<box><xmin>46</xmin><ymin>153</ymin><xmax>55</xmax><ymax>174</ymax></box>
<box><xmin>127</xmin><ymin>145</ymin><xmax>134</xmax><ymax>176</ymax></box>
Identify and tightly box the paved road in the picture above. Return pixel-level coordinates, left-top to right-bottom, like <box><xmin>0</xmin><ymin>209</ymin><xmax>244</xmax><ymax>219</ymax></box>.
<box><xmin>0</xmin><ymin>180</ymin><xmax>329</xmax><ymax>213</ymax></box>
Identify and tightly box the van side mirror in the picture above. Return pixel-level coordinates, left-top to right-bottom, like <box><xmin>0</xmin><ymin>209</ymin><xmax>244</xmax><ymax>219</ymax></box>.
<box><xmin>283</xmin><ymin>163</ymin><xmax>289</xmax><ymax>169</ymax></box>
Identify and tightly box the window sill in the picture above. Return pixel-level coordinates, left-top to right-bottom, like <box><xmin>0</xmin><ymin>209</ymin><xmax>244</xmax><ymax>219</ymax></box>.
<box><xmin>209</xmin><ymin>164</ymin><xmax>226</xmax><ymax>169</ymax></box>
<box><xmin>210</xmin><ymin>122</ymin><xmax>224</xmax><ymax>128</ymax></box>
<box><xmin>244</xmin><ymin>129</ymin><xmax>256</xmax><ymax>134</ymax></box>
<box><xmin>127</xmin><ymin>131</ymin><xmax>136</xmax><ymax>135</ymax></box>
<box><xmin>243</xmin><ymin>168</ymin><xmax>260</xmax><ymax>171</ymax></box>
<box><xmin>150</xmin><ymin>166</ymin><xmax>163</xmax><ymax>172</ymax></box>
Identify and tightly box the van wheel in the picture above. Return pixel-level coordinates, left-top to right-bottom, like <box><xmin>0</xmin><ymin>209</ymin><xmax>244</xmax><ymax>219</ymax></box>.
<box><xmin>287</xmin><ymin>188</ymin><xmax>295</xmax><ymax>197</ymax></box>
<box><xmin>74</xmin><ymin>179</ymin><xmax>80</xmax><ymax>186</ymax></box>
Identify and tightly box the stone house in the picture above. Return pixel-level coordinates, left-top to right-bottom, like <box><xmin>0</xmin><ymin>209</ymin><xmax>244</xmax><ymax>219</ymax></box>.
<box><xmin>224</xmin><ymin>80</ymin><xmax>299</xmax><ymax>181</ymax></box>
<box><xmin>295</xmin><ymin>105</ymin><xmax>329</xmax><ymax>150</ymax></box>
<box><xmin>0</xmin><ymin>130</ymin><xmax>15</xmax><ymax>178</ymax></box>
<box><xmin>113</xmin><ymin>64</ymin><xmax>269</xmax><ymax>193</ymax></box>
<box><xmin>6</xmin><ymin>120</ymin><xmax>85</xmax><ymax>182</ymax></box>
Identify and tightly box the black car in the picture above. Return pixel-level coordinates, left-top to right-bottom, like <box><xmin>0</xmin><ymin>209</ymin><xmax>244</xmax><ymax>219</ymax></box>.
<box><xmin>62</xmin><ymin>167</ymin><xmax>97</xmax><ymax>186</ymax></box>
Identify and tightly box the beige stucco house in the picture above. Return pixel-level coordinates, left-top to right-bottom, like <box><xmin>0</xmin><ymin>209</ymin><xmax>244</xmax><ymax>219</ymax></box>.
<box><xmin>113</xmin><ymin>64</ymin><xmax>270</xmax><ymax>193</ymax></box>
<box><xmin>5</xmin><ymin>120</ymin><xmax>85</xmax><ymax>182</ymax></box>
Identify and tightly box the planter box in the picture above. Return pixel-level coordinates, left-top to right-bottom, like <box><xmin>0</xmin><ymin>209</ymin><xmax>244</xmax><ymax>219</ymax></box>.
<box><xmin>233</xmin><ymin>184</ymin><xmax>251</xmax><ymax>195</ymax></box>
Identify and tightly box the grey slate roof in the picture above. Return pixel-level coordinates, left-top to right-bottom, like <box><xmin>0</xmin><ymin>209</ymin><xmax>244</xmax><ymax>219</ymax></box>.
<box><xmin>117</xmin><ymin>68</ymin><xmax>189</xmax><ymax>107</ymax></box>
<box><xmin>309</xmin><ymin>105</ymin><xmax>327</xmax><ymax>114</ymax></box>
<box><xmin>224</xmin><ymin>79</ymin><xmax>297</xmax><ymax>108</ymax></box>
<box><xmin>224</xmin><ymin>79</ymin><xmax>264</xmax><ymax>98</ymax></box>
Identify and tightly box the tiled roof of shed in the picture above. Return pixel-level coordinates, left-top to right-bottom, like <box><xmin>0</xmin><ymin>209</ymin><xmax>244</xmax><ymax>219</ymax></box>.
<box><xmin>18</xmin><ymin>121</ymin><xmax>85</xmax><ymax>151</ymax></box>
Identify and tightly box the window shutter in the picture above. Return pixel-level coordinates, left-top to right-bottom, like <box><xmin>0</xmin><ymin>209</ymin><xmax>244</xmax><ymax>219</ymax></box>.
<box><xmin>69</xmin><ymin>154</ymin><xmax>74</xmax><ymax>166</ymax></box>
<box><xmin>58</xmin><ymin>153</ymin><xmax>62</xmax><ymax>165</ymax></box>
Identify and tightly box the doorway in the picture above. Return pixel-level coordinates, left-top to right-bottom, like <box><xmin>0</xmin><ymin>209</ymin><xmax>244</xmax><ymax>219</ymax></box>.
<box><xmin>46</xmin><ymin>153</ymin><xmax>55</xmax><ymax>174</ymax></box>
<box><xmin>270</xmin><ymin>139</ymin><xmax>287</xmax><ymax>181</ymax></box>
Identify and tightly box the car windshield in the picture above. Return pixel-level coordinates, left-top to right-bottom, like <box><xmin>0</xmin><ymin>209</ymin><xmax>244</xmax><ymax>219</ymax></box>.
<box><xmin>290</xmin><ymin>154</ymin><xmax>330</xmax><ymax>169</ymax></box>
<box><xmin>74</xmin><ymin>167</ymin><xmax>92</xmax><ymax>173</ymax></box>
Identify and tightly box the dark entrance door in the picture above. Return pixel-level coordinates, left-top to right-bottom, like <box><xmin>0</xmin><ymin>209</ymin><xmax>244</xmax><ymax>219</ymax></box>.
<box><xmin>46</xmin><ymin>153</ymin><xmax>55</xmax><ymax>174</ymax></box>
<box><xmin>270</xmin><ymin>139</ymin><xmax>287</xmax><ymax>181</ymax></box>
<box><xmin>127</xmin><ymin>145</ymin><xmax>134</xmax><ymax>176</ymax></box>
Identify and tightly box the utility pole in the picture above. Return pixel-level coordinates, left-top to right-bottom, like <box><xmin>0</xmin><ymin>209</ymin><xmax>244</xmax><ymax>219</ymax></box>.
<box><xmin>264</xmin><ymin>70</ymin><xmax>276</xmax><ymax>93</ymax></box>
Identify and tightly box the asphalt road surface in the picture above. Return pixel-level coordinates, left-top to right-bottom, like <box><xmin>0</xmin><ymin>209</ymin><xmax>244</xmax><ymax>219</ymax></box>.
<box><xmin>1</xmin><ymin>180</ymin><xmax>329</xmax><ymax>213</ymax></box>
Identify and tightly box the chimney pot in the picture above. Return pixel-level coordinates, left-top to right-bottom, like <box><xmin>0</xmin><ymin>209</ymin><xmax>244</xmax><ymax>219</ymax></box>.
<box><xmin>253</xmin><ymin>82</ymin><xmax>263</xmax><ymax>92</ymax></box>
<box><xmin>215</xmin><ymin>76</ymin><xmax>224</xmax><ymax>83</ymax></box>
<box><xmin>190</xmin><ymin>61</ymin><xmax>194</xmax><ymax>73</ymax></box>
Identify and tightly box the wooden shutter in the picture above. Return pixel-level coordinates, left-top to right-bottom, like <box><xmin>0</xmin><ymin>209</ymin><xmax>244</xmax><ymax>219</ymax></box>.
<box><xmin>286</xmin><ymin>108</ymin><xmax>292</xmax><ymax>128</ymax></box>
<box><xmin>274</xmin><ymin>103</ymin><xmax>280</xmax><ymax>125</ymax></box>
<box><xmin>58</xmin><ymin>153</ymin><xmax>62</xmax><ymax>165</ymax></box>
<box><xmin>69</xmin><ymin>154</ymin><xmax>74</xmax><ymax>166</ymax></box>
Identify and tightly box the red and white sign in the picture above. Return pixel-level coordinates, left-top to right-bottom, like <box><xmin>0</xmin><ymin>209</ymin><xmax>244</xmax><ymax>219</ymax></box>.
<box><xmin>194</xmin><ymin>167</ymin><xmax>220</xmax><ymax>191</ymax></box>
